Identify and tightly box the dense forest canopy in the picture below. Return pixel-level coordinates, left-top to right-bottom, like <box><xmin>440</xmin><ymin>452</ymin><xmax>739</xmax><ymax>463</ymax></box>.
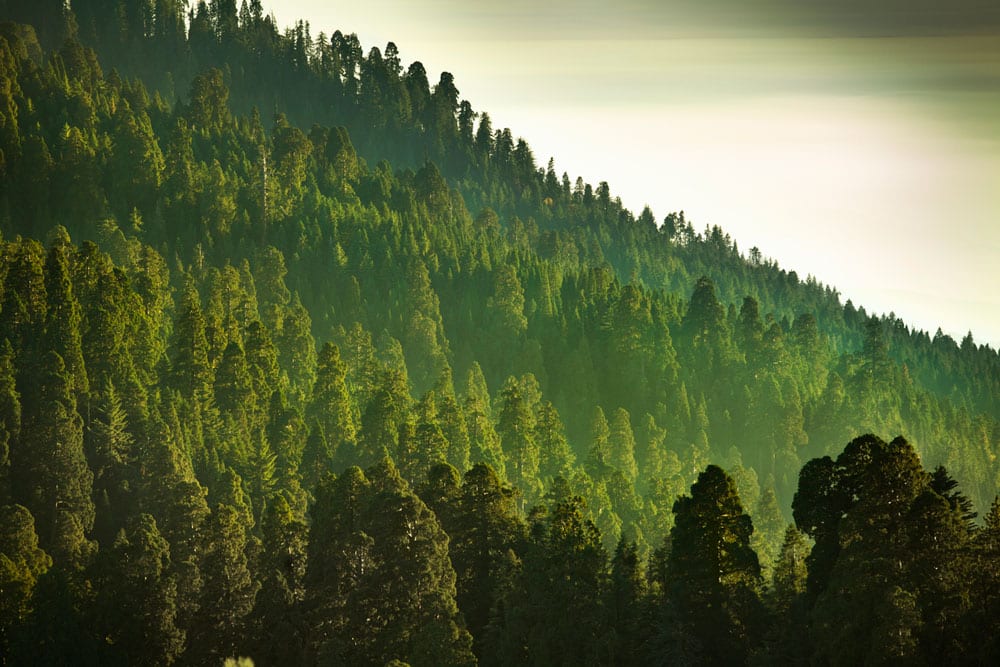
<box><xmin>0</xmin><ymin>1</ymin><xmax>998</xmax><ymax>665</ymax></box>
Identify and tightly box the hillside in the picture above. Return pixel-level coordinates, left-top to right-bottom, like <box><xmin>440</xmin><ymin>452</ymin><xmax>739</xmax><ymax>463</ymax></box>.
<box><xmin>0</xmin><ymin>2</ymin><xmax>998</xmax><ymax>665</ymax></box>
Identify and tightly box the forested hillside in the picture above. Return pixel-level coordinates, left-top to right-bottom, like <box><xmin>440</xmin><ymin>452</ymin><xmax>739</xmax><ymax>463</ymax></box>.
<box><xmin>0</xmin><ymin>2</ymin><xmax>998</xmax><ymax>665</ymax></box>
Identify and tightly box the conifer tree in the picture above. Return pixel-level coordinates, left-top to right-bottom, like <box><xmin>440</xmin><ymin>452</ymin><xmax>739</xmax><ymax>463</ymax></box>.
<box><xmin>137</xmin><ymin>412</ymin><xmax>210</xmax><ymax>625</ymax></box>
<box><xmin>308</xmin><ymin>341</ymin><xmax>357</xmax><ymax>457</ymax></box>
<box><xmin>0</xmin><ymin>341</ymin><xmax>20</xmax><ymax>506</ymax></box>
<box><xmin>496</xmin><ymin>375</ymin><xmax>541</xmax><ymax>508</ymax></box>
<box><xmin>186</xmin><ymin>501</ymin><xmax>260</xmax><ymax>664</ymax></box>
<box><xmin>609</xmin><ymin>407</ymin><xmax>639</xmax><ymax>482</ymax></box>
<box><xmin>434</xmin><ymin>368</ymin><xmax>471</xmax><ymax>473</ymax></box>
<box><xmin>0</xmin><ymin>504</ymin><xmax>52</xmax><ymax>657</ymax></box>
<box><xmin>87</xmin><ymin>379</ymin><xmax>136</xmax><ymax>547</ymax></box>
<box><xmin>666</xmin><ymin>464</ymin><xmax>764</xmax><ymax>664</ymax></box>
<box><xmin>585</xmin><ymin>405</ymin><xmax>612</xmax><ymax>479</ymax></box>
<box><xmin>608</xmin><ymin>538</ymin><xmax>646</xmax><ymax>666</ymax></box>
<box><xmin>491</xmin><ymin>495</ymin><xmax>609</xmax><ymax>665</ymax></box>
<box><xmin>214</xmin><ymin>341</ymin><xmax>253</xmax><ymax>417</ymax></box>
<box><xmin>463</xmin><ymin>362</ymin><xmax>505</xmax><ymax>478</ymax></box>
<box><xmin>448</xmin><ymin>463</ymin><xmax>524</xmax><ymax>659</ymax></box>
<box><xmin>93</xmin><ymin>513</ymin><xmax>185</xmax><ymax>665</ymax></box>
<box><xmin>305</xmin><ymin>461</ymin><xmax>474</xmax><ymax>666</ymax></box>
<box><xmin>251</xmin><ymin>492</ymin><xmax>309</xmax><ymax>665</ymax></box>
<box><xmin>12</xmin><ymin>351</ymin><xmax>95</xmax><ymax>568</ymax></box>
<box><xmin>43</xmin><ymin>239</ymin><xmax>88</xmax><ymax>399</ymax></box>
<box><xmin>534</xmin><ymin>400</ymin><xmax>574</xmax><ymax>482</ymax></box>
<box><xmin>0</xmin><ymin>240</ymin><xmax>47</xmax><ymax>372</ymax></box>
<box><xmin>169</xmin><ymin>281</ymin><xmax>213</xmax><ymax>407</ymax></box>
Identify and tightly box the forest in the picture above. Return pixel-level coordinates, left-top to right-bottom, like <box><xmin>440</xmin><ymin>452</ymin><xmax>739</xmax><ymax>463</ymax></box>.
<box><xmin>0</xmin><ymin>1</ymin><xmax>998</xmax><ymax>665</ymax></box>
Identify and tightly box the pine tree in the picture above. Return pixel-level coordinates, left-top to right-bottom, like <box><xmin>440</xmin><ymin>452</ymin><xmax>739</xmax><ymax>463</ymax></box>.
<box><xmin>186</xmin><ymin>501</ymin><xmax>260</xmax><ymax>664</ymax></box>
<box><xmin>462</xmin><ymin>362</ymin><xmax>504</xmax><ymax>478</ymax></box>
<box><xmin>534</xmin><ymin>400</ymin><xmax>574</xmax><ymax>482</ymax></box>
<box><xmin>357</xmin><ymin>370</ymin><xmax>409</xmax><ymax>468</ymax></box>
<box><xmin>43</xmin><ymin>239</ymin><xmax>88</xmax><ymax>399</ymax></box>
<box><xmin>251</xmin><ymin>492</ymin><xmax>309</xmax><ymax>665</ymax></box>
<box><xmin>169</xmin><ymin>281</ymin><xmax>213</xmax><ymax>407</ymax></box>
<box><xmin>496</xmin><ymin>375</ymin><xmax>541</xmax><ymax>509</ymax></box>
<box><xmin>585</xmin><ymin>405</ymin><xmax>611</xmax><ymax>479</ymax></box>
<box><xmin>93</xmin><ymin>513</ymin><xmax>185</xmax><ymax>665</ymax></box>
<box><xmin>137</xmin><ymin>412</ymin><xmax>210</xmax><ymax>626</ymax></box>
<box><xmin>308</xmin><ymin>341</ymin><xmax>357</xmax><ymax>457</ymax></box>
<box><xmin>87</xmin><ymin>379</ymin><xmax>136</xmax><ymax>548</ymax></box>
<box><xmin>490</xmin><ymin>495</ymin><xmax>609</xmax><ymax>665</ymax></box>
<box><xmin>608</xmin><ymin>538</ymin><xmax>646</xmax><ymax>666</ymax></box>
<box><xmin>213</xmin><ymin>341</ymin><xmax>253</xmax><ymax>417</ymax></box>
<box><xmin>400</xmin><ymin>390</ymin><xmax>449</xmax><ymax>485</ymax></box>
<box><xmin>0</xmin><ymin>341</ymin><xmax>21</xmax><ymax>506</ymax></box>
<box><xmin>433</xmin><ymin>368</ymin><xmax>471</xmax><ymax>473</ymax></box>
<box><xmin>770</xmin><ymin>524</ymin><xmax>809</xmax><ymax>615</ymax></box>
<box><xmin>0</xmin><ymin>504</ymin><xmax>52</xmax><ymax>657</ymax></box>
<box><xmin>12</xmin><ymin>351</ymin><xmax>95</xmax><ymax>568</ymax></box>
<box><xmin>609</xmin><ymin>407</ymin><xmax>638</xmax><ymax>482</ymax></box>
<box><xmin>666</xmin><ymin>464</ymin><xmax>764</xmax><ymax>664</ymax></box>
<box><xmin>448</xmin><ymin>463</ymin><xmax>524</xmax><ymax>659</ymax></box>
<box><xmin>0</xmin><ymin>241</ymin><xmax>47</xmax><ymax>365</ymax></box>
<box><xmin>305</xmin><ymin>462</ymin><xmax>474</xmax><ymax>666</ymax></box>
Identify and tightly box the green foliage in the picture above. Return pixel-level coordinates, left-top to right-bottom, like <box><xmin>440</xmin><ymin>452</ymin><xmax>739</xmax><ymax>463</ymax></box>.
<box><xmin>305</xmin><ymin>462</ymin><xmax>474</xmax><ymax>666</ymax></box>
<box><xmin>93</xmin><ymin>513</ymin><xmax>185</xmax><ymax>665</ymax></box>
<box><xmin>0</xmin><ymin>504</ymin><xmax>51</xmax><ymax>655</ymax></box>
<box><xmin>665</xmin><ymin>464</ymin><xmax>765</xmax><ymax>664</ymax></box>
<box><xmin>0</xmin><ymin>6</ymin><xmax>995</xmax><ymax>664</ymax></box>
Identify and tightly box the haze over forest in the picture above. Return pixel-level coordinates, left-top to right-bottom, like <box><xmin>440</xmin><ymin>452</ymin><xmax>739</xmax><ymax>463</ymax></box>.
<box><xmin>272</xmin><ymin>0</ymin><xmax>1000</xmax><ymax>349</ymax></box>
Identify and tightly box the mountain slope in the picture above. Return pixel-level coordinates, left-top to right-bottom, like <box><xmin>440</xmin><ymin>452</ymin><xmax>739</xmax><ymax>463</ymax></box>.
<box><xmin>0</xmin><ymin>3</ymin><xmax>998</xmax><ymax>664</ymax></box>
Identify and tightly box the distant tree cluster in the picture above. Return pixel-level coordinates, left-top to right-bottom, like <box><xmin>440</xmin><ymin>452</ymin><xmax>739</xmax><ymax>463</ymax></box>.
<box><xmin>0</xmin><ymin>3</ymin><xmax>997</xmax><ymax>664</ymax></box>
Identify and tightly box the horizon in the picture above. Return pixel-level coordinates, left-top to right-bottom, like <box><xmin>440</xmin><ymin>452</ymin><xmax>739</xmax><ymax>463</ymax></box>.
<box><xmin>271</xmin><ymin>0</ymin><xmax>1000</xmax><ymax>350</ymax></box>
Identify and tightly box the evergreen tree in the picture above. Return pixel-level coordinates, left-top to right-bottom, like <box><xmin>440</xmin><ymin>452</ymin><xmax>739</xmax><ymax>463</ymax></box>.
<box><xmin>463</xmin><ymin>363</ymin><xmax>505</xmax><ymax>478</ymax></box>
<box><xmin>585</xmin><ymin>405</ymin><xmax>611</xmax><ymax>479</ymax></box>
<box><xmin>448</xmin><ymin>463</ymin><xmax>525</xmax><ymax>660</ymax></box>
<box><xmin>186</xmin><ymin>501</ymin><xmax>260</xmax><ymax>664</ymax></box>
<box><xmin>43</xmin><ymin>239</ymin><xmax>88</xmax><ymax>399</ymax></box>
<box><xmin>608</xmin><ymin>538</ymin><xmax>646</xmax><ymax>666</ymax></box>
<box><xmin>0</xmin><ymin>504</ymin><xmax>52</xmax><ymax>657</ymax></box>
<box><xmin>665</xmin><ymin>464</ymin><xmax>764</xmax><ymax>664</ymax></box>
<box><xmin>490</xmin><ymin>495</ymin><xmax>609</xmax><ymax>665</ymax></box>
<box><xmin>12</xmin><ymin>352</ymin><xmax>95</xmax><ymax>568</ymax></box>
<box><xmin>496</xmin><ymin>375</ymin><xmax>541</xmax><ymax>509</ymax></box>
<box><xmin>534</xmin><ymin>400</ymin><xmax>574</xmax><ymax>482</ymax></box>
<box><xmin>0</xmin><ymin>341</ymin><xmax>20</xmax><ymax>506</ymax></box>
<box><xmin>168</xmin><ymin>281</ymin><xmax>213</xmax><ymax>407</ymax></box>
<box><xmin>87</xmin><ymin>380</ymin><xmax>136</xmax><ymax>548</ymax></box>
<box><xmin>251</xmin><ymin>492</ymin><xmax>309</xmax><ymax>665</ymax></box>
<box><xmin>434</xmin><ymin>368</ymin><xmax>471</xmax><ymax>473</ymax></box>
<box><xmin>93</xmin><ymin>513</ymin><xmax>185</xmax><ymax>665</ymax></box>
<box><xmin>609</xmin><ymin>407</ymin><xmax>638</xmax><ymax>482</ymax></box>
<box><xmin>305</xmin><ymin>462</ymin><xmax>474</xmax><ymax>666</ymax></box>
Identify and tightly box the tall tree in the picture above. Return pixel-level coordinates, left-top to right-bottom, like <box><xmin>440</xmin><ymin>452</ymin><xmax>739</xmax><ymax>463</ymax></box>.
<box><xmin>12</xmin><ymin>352</ymin><xmax>95</xmax><ymax>568</ymax></box>
<box><xmin>43</xmin><ymin>239</ymin><xmax>88</xmax><ymax>400</ymax></box>
<box><xmin>304</xmin><ymin>461</ymin><xmax>474</xmax><ymax>666</ymax></box>
<box><xmin>307</xmin><ymin>341</ymin><xmax>357</xmax><ymax>459</ymax></box>
<box><xmin>93</xmin><ymin>513</ymin><xmax>185</xmax><ymax>665</ymax></box>
<box><xmin>665</xmin><ymin>464</ymin><xmax>764</xmax><ymax>664</ymax></box>
<box><xmin>496</xmin><ymin>375</ymin><xmax>541</xmax><ymax>508</ymax></box>
<box><xmin>0</xmin><ymin>504</ymin><xmax>52</xmax><ymax>657</ymax></box>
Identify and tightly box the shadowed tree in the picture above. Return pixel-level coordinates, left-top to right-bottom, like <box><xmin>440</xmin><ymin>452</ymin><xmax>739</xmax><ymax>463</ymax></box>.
<box><xmin>665</xmin><ymin>464</ymin><xmax>764</xmax><ymax>664</ymax></box>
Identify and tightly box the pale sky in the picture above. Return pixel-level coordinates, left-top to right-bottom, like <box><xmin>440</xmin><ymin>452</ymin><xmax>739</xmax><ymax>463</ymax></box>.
<box><xmin>272</xmin><ymin>1</ymin><xmax>1000</xmax><ymax>349</ymax></box>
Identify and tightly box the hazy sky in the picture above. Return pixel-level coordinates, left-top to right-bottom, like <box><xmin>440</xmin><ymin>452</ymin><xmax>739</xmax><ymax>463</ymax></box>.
<box><xmin>273</xmin><ymin>1</ymin><xmax>1000</xmax><ymax>348</ymax></box>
